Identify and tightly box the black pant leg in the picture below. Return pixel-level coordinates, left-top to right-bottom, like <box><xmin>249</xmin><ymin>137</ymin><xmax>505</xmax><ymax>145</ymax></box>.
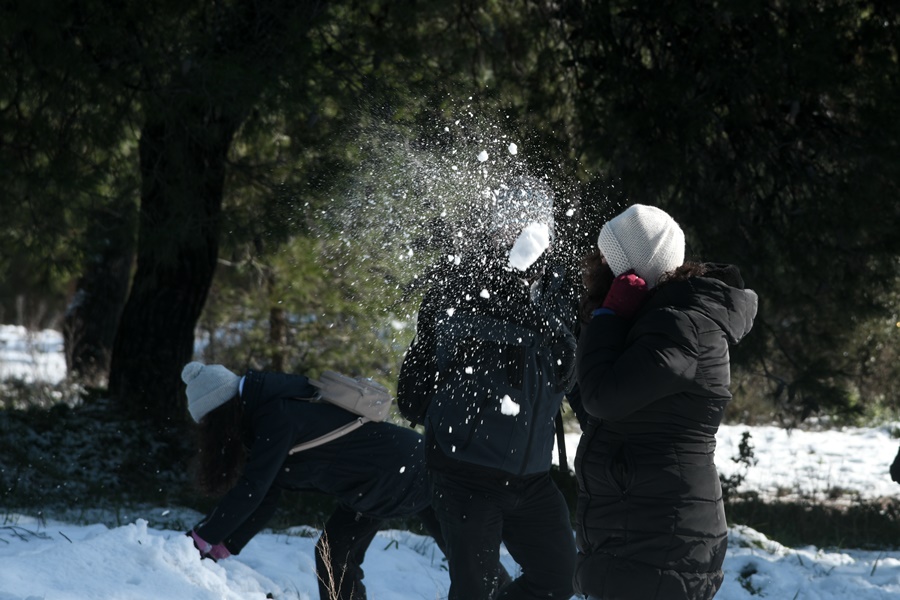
<box><xmin>315</xmin><ymin>505</ymin><xmax>383</xmax><ymax>600</ymax></box>
<box><xmin>432</xmin><ymin>471</ymin><xmax>508</xmax><ymax>600</ymax></box>
<box><xmin>496</xmin><ymin>474</ymin><xmax>575</xmax><ymax>600</ymax></box>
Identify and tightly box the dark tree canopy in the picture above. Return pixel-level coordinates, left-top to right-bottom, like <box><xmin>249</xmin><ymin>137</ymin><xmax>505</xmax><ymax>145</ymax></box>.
<box><xmin>3</xmin><ymin>0</ymin><xmax>899</xmax><ymax>425</ymax></box>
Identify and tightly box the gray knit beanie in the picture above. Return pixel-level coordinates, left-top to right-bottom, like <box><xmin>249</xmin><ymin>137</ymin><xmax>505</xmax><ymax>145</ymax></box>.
<box><xmin>597</xmin><ymin>204</ymin><xmax>685</xmax><ymax>289</ymax></box>
<box><xmin>181</xmin><ymin>361</ymin><xmax>241</xmax><ymax>423</ymax></box>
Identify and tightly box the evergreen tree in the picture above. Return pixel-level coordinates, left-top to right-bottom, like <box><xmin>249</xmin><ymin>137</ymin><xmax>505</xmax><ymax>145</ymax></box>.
<box><xmin>551</xmin><ymin>0</ymin><xmax>900</xmax><ymax>420</ymax></box>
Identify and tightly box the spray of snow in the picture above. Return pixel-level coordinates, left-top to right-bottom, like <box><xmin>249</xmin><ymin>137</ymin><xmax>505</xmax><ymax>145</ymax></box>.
<box><xmin>508</xmin><ymin>222</ymin><xmax>551</xmax><ymax>271</ymax></box>
<box><xmin>310</xmin><ymin>98</ymin><xmax>585</xmax><ymax>376</ymax></box>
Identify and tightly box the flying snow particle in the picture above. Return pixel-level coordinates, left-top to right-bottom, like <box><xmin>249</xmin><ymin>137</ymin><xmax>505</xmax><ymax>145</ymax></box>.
<box><xmin>480</xmin><ymin>289</ymin><xmax>491</xmax><ymax>299</ymax></box>
<box><xmin>500</xmin><ymin>395</ymin><xmax>521</xmax><ymax>416</ymax></box>
<box><xmin>477</xmin><ymin>150</ymin><xmax>489</xmax><ymax>162</ymax></box>
<box><xmin>399</xmin><ymin>466</ymin><xmax>406</xmax><ymax>473</ymax></box>
<box><xmin>446</xmin><ymin>308</ymin><xmax>456</xmax><ymax>317</ymax></box>
<box><xmin>508</xmin><ymin>143</ymin><xmax>518</xmax><ymax>155</ymax></box>
<box><xmin>465</xmin><ymin>366</ymin><xmax>474</xmax><ymax>374</ymax></box>
<box><xmin>508</xmin><ymin>222</ymin><xmax>552</xmax><ymax>271</ymax></box>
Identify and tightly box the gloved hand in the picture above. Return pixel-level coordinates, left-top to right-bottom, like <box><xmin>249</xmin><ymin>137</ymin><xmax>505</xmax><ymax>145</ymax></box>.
<box><xmin>189</xmin><ymin>529</ymin><xmax>212</xmax><ymax>557</ymax></box>
<box><xmin>188</xmin><ymin>529</ymin><xmax>232</xmax><ymax>562</ymax></box>
<box><xmin>890</xmin><ymin>446</ymin><xmax>900</xmax><ymax>484</ymax></box>
<box><xmin>602</xmin><ymin>271</ymin><xmax>649</xmax><ymax>319</ymax></box>
<box><xmin>207</xmin><ymin>543</ymin><xmax>232</xmax><ymax>561</ymax></box>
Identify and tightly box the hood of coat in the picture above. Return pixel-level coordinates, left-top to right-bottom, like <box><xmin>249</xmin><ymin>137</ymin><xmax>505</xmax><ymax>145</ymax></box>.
<box><xmin>643</xmin><ymin>264</ymin><xmax>758</xmax><ymax>345</ymax></box>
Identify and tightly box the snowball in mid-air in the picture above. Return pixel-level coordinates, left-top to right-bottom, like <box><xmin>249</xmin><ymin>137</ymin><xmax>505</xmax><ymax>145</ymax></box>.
<box><xmin>508</xmin><ymin>222</ymin><xmax>551</xmax><ymax>271</ymax></box>
<box><xmin>477</xmin><ymin>150</ymin><xmax>489</xmax><ymax>162</ymax></box>
<box><xmin>508</xmin><ymin>143</ymin><xmax>518</xmax><ymax>155</ymax></box>
<box><xmin>500</xmin><ymin>394</ymin><xmax>520</xmax><ymax>416</ymax></box>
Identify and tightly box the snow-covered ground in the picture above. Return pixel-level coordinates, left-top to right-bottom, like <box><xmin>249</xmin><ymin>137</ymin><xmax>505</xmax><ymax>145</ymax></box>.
<box><xmin>2</xmin><ymin>324</ymin><xmax>900</xmax><ymax>599</ymax></box>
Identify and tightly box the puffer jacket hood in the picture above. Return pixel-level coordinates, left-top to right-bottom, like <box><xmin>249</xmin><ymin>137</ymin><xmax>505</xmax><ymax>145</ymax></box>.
<box><xmin>644</xmin><ymin>263</ymin><xmax>758</xmax><ymax>346</ymax></box>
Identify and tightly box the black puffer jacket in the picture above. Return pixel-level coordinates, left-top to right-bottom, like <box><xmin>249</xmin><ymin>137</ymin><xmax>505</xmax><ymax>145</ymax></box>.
<box><xmin>574</xmin><ymin>265</ymin><xmax>757</xmax><ymax>600</ymax></box>
<box><xmin>398</xmin><ymin>260</ymin><xmax>578</xmax><ymax>477</ymax></box>
<box><xmin>195</xmin><ymin>370</ymin><xmax>431</xmax><ymax>553</ymax></box>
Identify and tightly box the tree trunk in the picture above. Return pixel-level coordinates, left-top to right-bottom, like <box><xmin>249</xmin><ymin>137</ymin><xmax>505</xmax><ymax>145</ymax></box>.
<box><xmin>108</xmin><ymin>105</ymin><xmax>240</xmax><ymax>420</ymax></box>
<box><xmin>64</xmin><ymin>204</ymin><xmax>137</xmax><ymax>388</ymax></box>
<box><xmin>107</xmin><ymin>0</ymin><xmax>324</xmax><ymax>422</ymax></box>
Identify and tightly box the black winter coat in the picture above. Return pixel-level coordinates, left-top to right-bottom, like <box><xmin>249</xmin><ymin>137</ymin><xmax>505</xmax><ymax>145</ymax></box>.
<box><xmin>398</xmin><ymin>260</ymin><xmax>578</xmax><ymax>478</ymax></box>
<box><xmin>574</xmin><ymin>265</ymin><xmax>757</xmax><ymax>600</ymax></box>
<box><xmin>195</xmin><ymin>370</ymin><xmax>432</xmax><ymax>553</ymax></box>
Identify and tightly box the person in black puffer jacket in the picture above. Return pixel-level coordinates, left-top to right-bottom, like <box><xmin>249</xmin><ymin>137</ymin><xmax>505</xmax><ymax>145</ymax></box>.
<box><xmin>180</xmin><ymin>362</ymin><xmax>445</xmax><ymax>600</ymax></box>
<box><xmin>574</xmin><ymin>204</ymin><xmax>758</xmax><ymax>600</ymax></box>
<box><xmin>398</xmin><ymin>177</ymin><xmax>580</xmax><ymax>600</ymax></box>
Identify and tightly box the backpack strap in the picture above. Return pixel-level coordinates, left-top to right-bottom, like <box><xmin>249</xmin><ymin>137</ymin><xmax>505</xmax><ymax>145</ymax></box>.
<box><xmin>555</xmin><ymin>409</ymin><xmax>569</xmax><ymax>473</ymax></box>
<box><xmin>287</xmin><ymin>417</ymin><xmax>368</xmax><ymax>455</ymax></box>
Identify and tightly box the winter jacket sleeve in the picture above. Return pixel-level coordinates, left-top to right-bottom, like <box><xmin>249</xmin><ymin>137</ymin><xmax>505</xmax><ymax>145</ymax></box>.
<box><xmin>195</xmin><ymin>388</ymin><xmax>294</xmax><ymax>545</ymax></box>
<box><xmin>398</xmin><ymin>291</ymin><xmax>441</xmax><ymax>426</ymax></box>
<box><xmin>576</xmin><ymin>309</ymin><xmax>699</xmax><ymax>422</ymax></box>
<box><xmin>222</xmin><ymin>485</ymin><xmax>283</xmax><ymax>554</ymax></box>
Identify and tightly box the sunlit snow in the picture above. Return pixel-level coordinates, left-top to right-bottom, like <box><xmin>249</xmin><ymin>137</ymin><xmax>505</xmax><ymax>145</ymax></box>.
<box><xmin>2</xmin><ymin>325</ymin><xmax>900</xmax><ymax>598</ymax></box>
<box><xmin>508</xmin><ymin>222</ymin><xmax>551</xmax><ymax>271</ymax></box>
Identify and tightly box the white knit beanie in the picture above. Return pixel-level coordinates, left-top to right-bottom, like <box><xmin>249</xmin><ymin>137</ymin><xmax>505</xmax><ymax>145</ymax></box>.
<box><xmin>597</xmin><ymin>204</ymin><xmax>685</xmax><ymax>289</ymax></box>
<box><xmin>181</xmin><ymin>362</ymin><xmax>241</xmax><ymax>423</ymax></box>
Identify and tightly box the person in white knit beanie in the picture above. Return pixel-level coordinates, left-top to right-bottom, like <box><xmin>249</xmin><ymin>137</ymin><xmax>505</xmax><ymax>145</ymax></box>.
<box><xmin>573</xmin><ymin>203</ymin><xmax>758</xmax><ymax>600</ymax></box>
<box><xmin>180</xmin><ymin>362</ymin><xmax>509</xmax><ymax>600</ymax></box>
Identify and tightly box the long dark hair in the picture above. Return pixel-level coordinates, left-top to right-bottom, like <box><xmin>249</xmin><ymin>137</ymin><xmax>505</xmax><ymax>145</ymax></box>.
<box><xmin>193</xmin><ymin>395</ymin><xmax>246</xmax><ymax>497</ymax></box>
<box><xmin>579</xmin><ymin>250</ymin><xmax>709</xmax><ymax>323</ymax></box>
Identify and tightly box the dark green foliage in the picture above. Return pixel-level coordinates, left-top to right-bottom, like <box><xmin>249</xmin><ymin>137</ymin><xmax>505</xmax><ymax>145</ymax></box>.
<box><xmin>727</xmin><ymin>497</ymin><xmax>900</xmax><ymax>551</ymax></box>
<box><xmin>4</xmin><ymin>0</ymin><xmax>900</xmax><ymax>425</ymax></box>
<box><xmin>0</xmin><ymin>398</ymin><xmax>194</xmax><ymax>512</ymax></box>
<box><xmin>550</xmin><ymin>0</ymin><xmax>900</xmax><ymax>421</ymax></box>
<box><xmin>720</xmin><ymin>431</ymin><xmax>759</xmax><ymax>503</ymax></box>
<box><xmin>0</xmin><ymin>0</ymin><xmax>140</xmax><ymax>327</ymax></box>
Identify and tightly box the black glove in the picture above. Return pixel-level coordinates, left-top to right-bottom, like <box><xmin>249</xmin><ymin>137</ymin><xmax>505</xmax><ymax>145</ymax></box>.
<box><xmin>890</xmin><ymin>446</ymin><xmax>900</xmax><ymax>484</ymax></box>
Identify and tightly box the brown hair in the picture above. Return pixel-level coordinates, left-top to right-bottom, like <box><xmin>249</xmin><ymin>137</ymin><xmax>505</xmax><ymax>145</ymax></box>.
<box><xmin>192</xmin><ymin>394</ymin><xmax>246</xmax><ymax>497</ymax></box>
<box><xmin>658</xmin><ymin>261</ymin><xmax>708</xmax><ymax>284</ymax></box>
<box><xmin>579</xmin><ymin>250</ymin><xmax>615</xmax><ymax>323</ymax></box>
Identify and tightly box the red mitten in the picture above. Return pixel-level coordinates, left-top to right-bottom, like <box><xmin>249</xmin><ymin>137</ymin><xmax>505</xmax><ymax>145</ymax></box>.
<box><xmin>602</xmin><ymin>271</ymin><xmax>649</xmax><ymax>319</ymax></box>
